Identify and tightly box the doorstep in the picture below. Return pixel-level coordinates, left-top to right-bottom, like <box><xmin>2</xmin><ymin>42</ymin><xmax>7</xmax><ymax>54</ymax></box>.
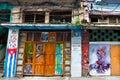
<box><xmin>1</xmin><ymin>76</ymin><xmax>120</xmax><ymax>80</ymax></box>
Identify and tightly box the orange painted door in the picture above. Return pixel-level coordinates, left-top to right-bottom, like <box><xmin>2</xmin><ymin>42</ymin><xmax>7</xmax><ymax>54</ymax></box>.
<box><xmin>34</xmin><ymin>43</ymin><xmax>45</xmax><ymax>75</ymax></box>
<box><xmin>111</xmin><ymin>45</ymin><xmax>120</xmax><ymax>75</ymax></box>
<box><xmin>34</xmin><ymin>43</ymin><xmax>55</xmax><ymax>75</ymax></box>
<box><xmin>44</xmin><ymin>43</ymin><xmax>55</xmax><ymax>75</ymax></box>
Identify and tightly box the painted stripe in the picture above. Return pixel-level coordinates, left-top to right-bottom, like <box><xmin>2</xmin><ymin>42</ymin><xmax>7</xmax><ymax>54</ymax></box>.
<box><xmin>13</xmin><ymin>52</ymin><xmax>16</xmax><ymax>77</ymax></box>
<box><xmin>6</xmin><ymin>53</ymin><xmax>10</xmax><ymax>77</ymax></box>
<box><xmin>4</xmin><ymin>28</ymin><xmax>10</xmax><ymax>77</ymax></box>
<box><xmin>11</xmin><ymin>53</ymin><xmax>15</xmax><ymax>77</ymax></box>
<box><xmin>9</xmin><ymin>55</ymin><xmax>12</xmax><ymax>77</ymax></box>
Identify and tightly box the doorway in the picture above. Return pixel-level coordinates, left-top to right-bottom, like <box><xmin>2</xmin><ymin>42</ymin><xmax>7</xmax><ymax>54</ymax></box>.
<box><xmin>24</xmin><ymin>42</ymin><xmax>63</xmax><ymax>76</ymax></box>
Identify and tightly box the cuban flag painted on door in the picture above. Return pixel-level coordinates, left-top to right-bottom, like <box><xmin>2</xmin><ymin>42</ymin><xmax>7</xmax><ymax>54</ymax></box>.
<box><xmin>4</xmin><ymin>29</ymin><xmax>19</xmax><ymax>77</ymax></box>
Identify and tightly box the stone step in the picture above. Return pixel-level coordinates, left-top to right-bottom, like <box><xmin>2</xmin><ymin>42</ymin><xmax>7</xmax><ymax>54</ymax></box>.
<box><xmin>1</xmin><ymin>76</ymin><xmax>120</xmax><ymax>80</ymax></box>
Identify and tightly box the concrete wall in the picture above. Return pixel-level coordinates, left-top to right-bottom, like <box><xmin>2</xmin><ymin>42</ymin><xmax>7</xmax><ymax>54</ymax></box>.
<box><xmin>12</xmin><ymin>7</ymin><xmax>22</xmax><ymax>23</ymax></box>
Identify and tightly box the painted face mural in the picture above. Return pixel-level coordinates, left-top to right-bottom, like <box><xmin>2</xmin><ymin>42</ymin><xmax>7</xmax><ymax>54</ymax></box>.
<box><xmin>89</xmin><ymin>44</ymin><xmax>110</xmax><ymax>76</ymax></box>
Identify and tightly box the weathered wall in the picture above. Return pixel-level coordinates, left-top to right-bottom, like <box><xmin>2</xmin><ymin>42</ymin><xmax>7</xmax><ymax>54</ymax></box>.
<box><xmin>12</xmin><ymin>7</ymin><xmax>22</xmax><ymax>23</ymax></box>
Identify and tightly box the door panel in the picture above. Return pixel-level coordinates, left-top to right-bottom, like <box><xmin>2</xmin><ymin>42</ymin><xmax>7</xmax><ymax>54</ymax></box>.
<box><xmin>34</xmin><ymin>64</ymin><xmax>44</xmax><ymax>75</ymax></box>
<box><xmin>44</xmin><ymin>43</ymin><xmax>55</xmax><ymax>75</ymax></box>
<box><xmin>34</xmin><ymin>43</ymin><xmax>55</xmax><ymax>75</ymax></box>
<box><xmin>34</xmin><ymin>43</ymin><xmax>44</xmax><ymax>75</ymax></box>
<box><xmin>111</xmin><ymin>45</ymin><xmax>120</xmax><ymax>75</ymax></box>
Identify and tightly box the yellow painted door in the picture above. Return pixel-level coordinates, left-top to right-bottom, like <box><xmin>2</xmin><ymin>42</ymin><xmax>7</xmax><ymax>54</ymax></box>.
<box><xmin>111</xmin><ymin>45</ymin><xmax>120</xmax><ymax>75</ymax></box>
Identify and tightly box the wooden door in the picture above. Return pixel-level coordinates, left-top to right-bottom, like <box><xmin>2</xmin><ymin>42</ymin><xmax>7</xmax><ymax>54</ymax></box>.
<box><xmin>34</xmin><ymin>43</ymin><xmax>45</xmax><ymax>75</ymax></box>
<box><xmin>111</xmin><ymin>45</ymin><xmax>120</xmax><ymax>75</ymax></box>
<box><xmin>34</xmin><ymin>43</ymin><xmax>55</xmax><ymax>75</ymax></box>
<box><xmin>44</xmin><ymin>43</ymin><xmax>55</xmax><ymax>75</ymax></box>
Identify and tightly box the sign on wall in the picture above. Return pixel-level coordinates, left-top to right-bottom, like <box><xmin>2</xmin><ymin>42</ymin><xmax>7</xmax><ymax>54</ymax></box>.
<box><xmin>89</xmin><ymin>44</ymin><xmax>111</xmax><ymax>76</ymax></box>
<box><xmin>71</xmin><ymin>29</ymin><xmax>82</xmax><ymax>77</ymax></box>
<box><xmin>4</xmin><ymin>29</ymin><xmax>19</xmax><ymax>77</ymax></box>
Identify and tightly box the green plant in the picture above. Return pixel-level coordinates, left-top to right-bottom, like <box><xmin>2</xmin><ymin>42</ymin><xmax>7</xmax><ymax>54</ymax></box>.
<box><xmin>72</xmin><ymin>16</ymin><xmax>80</xmax><ymax>26</ymax></box>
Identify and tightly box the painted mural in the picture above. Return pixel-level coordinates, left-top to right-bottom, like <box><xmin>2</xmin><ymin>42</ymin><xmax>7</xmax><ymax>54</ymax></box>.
<box><xmin>82</xmin><ymin>30</ymin><xmax>89</xmax><ymax>76</ymax></box>
<box><xmin>4</xmin><ymin>29</ymin><xmax>19</xmax><ymax>77</ymax></box>
<box><xmin>55</xmin><ymin>44</ymin><xmax>63</xmax><ymax>75</ymax></box>
<box><xmin>89</xmin><ymin>44</ymin><xmax>110</xmax><ymax>76</ymax></box>
<box><xmin>82</xmin><ymin>44</ymin><xmax>89</xmax><ymax>76</ymax></box>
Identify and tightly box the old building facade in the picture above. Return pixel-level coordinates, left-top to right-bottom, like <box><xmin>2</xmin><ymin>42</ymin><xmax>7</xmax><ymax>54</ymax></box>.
<box><xmin>0</xmin><ymin>0</ymin><xmax>120</xmax><ymax>78</ymax></box>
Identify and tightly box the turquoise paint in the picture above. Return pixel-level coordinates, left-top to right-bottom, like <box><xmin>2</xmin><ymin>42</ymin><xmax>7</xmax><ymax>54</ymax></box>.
<box><xmin>1</xmin><ymin>24</ymin><xmax>81</xmax><ymax>30</ymax></box>
<box><xmin>0</xmin><ymin>3</ymin><xmax>13</xmax><ymax>22</ymax></box>
<box><xmin>55</xmin><ymin>44</ymin><xmax>63</xmax><ymax>74</ymax></box>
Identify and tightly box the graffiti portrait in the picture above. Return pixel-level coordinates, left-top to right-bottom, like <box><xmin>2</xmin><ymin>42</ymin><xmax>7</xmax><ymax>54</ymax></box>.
<box><xmin>89</xmin><ymin>44</ymin><xmax>110</xmax><ymax>76</ymax></box>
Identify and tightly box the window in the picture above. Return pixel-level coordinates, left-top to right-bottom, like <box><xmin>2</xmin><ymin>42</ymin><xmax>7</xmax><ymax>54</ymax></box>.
<box><xmin>34</xmin><ymin>32</ymin><xmax>41</xmax><ymax>41</ymax></box>
<box><xmin>23</xmin><ymin>11</ymin><xmax>45</xmax><ymax>23</ymax></box>
<box><xmin>50</xmin><ymin>10</ymin><xmax>72</xmax><ymax>24</ymax></box>
<box><xmin>118</xmin><ymin>17</ymin><xmax>120</xmax><ymax>23</ymax></box>
<box><xmin>99</xmin><ymin>17</ymin><xmax>107</xmax><ymax>23</ymax></box>
<box><xmin>27</xmin><ymin>32</ymin><xmax>33</xmax><ymax>41</ymax></box>
<box><xmin>109</xmin><ymin>16</ymin><xmax>116</xmax><ymax>23</ymax></box>
<box><xmin>0</xmin><ymin>10</ymin><xmax>10</xmax><ymax>23</ymax></box>
<box><xmin>90</xmin><ymin>29</ymin><xmax>120</xmax><ymax>41</ymax></box>
<box><xmin>90</xmin><ymin>17</ymin><xmax>98</xmax><ymax>22</ymax></box>
<box><xmin>25</xmin><ymin>31</ymin><xmax>71</xmax><ymax>42</ymax></box>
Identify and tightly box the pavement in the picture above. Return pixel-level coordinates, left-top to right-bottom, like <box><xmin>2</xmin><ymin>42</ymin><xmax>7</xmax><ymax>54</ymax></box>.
<box><xmin>0</xmin><ymin>76</ymin><xmax>120</xmax><ymax>80</ymax></box>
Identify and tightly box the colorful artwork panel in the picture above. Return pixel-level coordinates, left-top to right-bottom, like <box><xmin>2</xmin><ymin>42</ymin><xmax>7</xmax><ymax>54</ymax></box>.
<box><xmin>55</xmin><ymin>44</ymin><xmax>63</xmax><ymax>75</ymax></box>
<box><xmin>41</xmin><ymin>32</ymin><xmax>49</xmax><ymax>42</ymax></box>
<box><xmin>89</xmin><ymin>44</ymin><xmax>110</xmax><ymax>76</ymax></box>
<box><xmin>49</xmin><ymin>32</ymin><xmax>56</xmax><ymax>42</ymax></box>
<box><xmin>24</xmin><ymin>64</ymin><xmax>32</xmax><ymax>74</ymax></box>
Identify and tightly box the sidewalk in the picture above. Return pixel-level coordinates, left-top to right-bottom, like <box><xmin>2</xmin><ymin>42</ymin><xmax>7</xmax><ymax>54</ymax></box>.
<box><xmin>1</xmin><ymin>76</ymin><xmax>120</xmax><ymax>80</ymax></box>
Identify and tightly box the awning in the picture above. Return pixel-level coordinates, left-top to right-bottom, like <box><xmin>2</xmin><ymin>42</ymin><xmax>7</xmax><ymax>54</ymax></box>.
<box><xmin>1</xmin><ymin>23</ymin><xmax>81</xmax><ymax>30</ymax></box>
